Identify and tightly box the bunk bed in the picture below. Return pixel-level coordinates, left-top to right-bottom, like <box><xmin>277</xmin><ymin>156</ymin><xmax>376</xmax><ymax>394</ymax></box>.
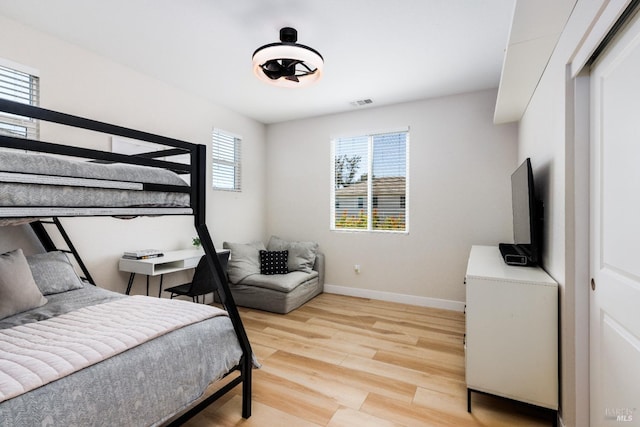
<box><xmin>0</xmin><ymin>98</ymin><xmax>253</xmax><ymax>426</ymax></box>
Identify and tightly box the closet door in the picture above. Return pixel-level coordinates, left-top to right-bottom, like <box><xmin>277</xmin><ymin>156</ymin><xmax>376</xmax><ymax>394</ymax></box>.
<box><xmin>590</xmin><ymin>8</ymin><xmax>640</xmax><ymax>426</ymax></box>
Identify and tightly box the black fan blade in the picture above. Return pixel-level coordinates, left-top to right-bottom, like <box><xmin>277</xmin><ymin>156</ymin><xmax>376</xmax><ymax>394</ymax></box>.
<box><xmin>261</xmin><ymin>60</ymin><xmax>283</xmax><ymax>80</ymax></box>
<box><xmin>261</xmin><ymin>59</ymin><xmax>309</xmax><ymax>82</ymax></box>
<box><xmin>282</xmin><ymin>59</ymin><xmax>303</xmax><ymax>76</ymax></box>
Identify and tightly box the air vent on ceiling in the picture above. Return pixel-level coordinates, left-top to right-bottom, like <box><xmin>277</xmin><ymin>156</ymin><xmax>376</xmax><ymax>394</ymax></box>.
<box><xmin>349</xmin><ymin>98</ymin><xmax>373</xmax><ymax>107</ymax></box>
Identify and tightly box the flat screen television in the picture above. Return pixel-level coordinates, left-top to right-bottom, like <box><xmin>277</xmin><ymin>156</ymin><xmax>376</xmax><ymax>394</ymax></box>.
<box><xmin>499</xmin><ymin>158</ymin><xmax>542</xmax><ymax>266</ymax></box>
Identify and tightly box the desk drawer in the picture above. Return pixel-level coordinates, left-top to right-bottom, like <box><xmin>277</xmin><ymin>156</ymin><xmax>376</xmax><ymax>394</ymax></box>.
<box><xmin>183</xmin><ymin>256</ymin><xmax>201</xmax><ymax>269</ymax></box>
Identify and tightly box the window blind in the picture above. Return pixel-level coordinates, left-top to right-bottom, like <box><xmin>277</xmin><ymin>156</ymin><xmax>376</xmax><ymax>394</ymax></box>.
<box><xmin>0</xmin><ymin>63</ymin><xmax>39</xmax><ymax>139</ymax></box>
<box><xmin>212</xmin><ymin>128</ymin><xmax>241</xmax><ymax>191</ymax></box>
<box><xmin>332</xmin><ymin>130</ymin><xmax>408</xmax><ymax>232</ymax></box>
<box><xmin>371</xmin><ymin>132</ymin><xmax>407</xmax><ymax>231</ymax></box>
<box><xmin>333</xmin><ymin>135</ymin><xmax>369</xmax><ymax>229</ymax></box>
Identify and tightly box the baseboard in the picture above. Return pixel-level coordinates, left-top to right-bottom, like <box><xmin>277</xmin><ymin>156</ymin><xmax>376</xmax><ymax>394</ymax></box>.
<box><xmin>558</xmin><ymin>414</ymin><xmax>565</xmax><ymax>427</ymax></box>
<box><xmin>323</xmin><ymin>284</ymin><xmax>465</xmax><ymax>312</ymax></box>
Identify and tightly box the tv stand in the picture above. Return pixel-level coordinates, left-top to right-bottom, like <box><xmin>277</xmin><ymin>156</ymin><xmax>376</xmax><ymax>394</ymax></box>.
<box><xmin>465</xmin><ymin>246</ymin><xmax>558</xmax><ymax>423</ymax></box>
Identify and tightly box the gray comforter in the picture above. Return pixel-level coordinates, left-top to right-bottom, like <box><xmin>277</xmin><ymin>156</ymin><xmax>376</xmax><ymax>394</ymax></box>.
<box><xmin>0</xmin><ymin>286</ymin><xmax>243</xmax><ymax>426</ymax></box>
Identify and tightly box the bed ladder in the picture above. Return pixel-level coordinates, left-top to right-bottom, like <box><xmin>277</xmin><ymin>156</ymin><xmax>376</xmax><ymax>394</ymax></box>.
<box><xmin>198</xmin><ymin>223</ymin><xmax>253</xmax><ymax>419</ymax></box>
<box><xmin>30</xmin><ymin>217</ymin><xmax>97</xmax><ymax>286</ymax></box>
<box><xmin>166</xmin><ymin>223</ymin><xmax>253</xmax><ymax>425</ymax></box>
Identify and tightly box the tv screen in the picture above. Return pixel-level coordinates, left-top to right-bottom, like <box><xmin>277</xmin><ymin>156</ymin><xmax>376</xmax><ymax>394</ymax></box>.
<box><xmin>512</xmin><ymin>158</ymin><xmax>534</xmax><ymax>246</ymax></box>
<box><xmin>499</xmin><ymin>158</ymin><xmax>541</xmax><ymax>266</ymax></box>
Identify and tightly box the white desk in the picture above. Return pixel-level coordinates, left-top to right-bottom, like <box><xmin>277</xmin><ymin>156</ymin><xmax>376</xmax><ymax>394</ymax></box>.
<box><xmin>119</xmin><ymin>248</ymin><xmax>228</xmax><ymax>296</ymax></box>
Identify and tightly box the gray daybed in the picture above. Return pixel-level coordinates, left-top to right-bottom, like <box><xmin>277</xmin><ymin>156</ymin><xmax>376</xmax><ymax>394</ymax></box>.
<box><xmin>222</xmin><ymin>236</ymin><xmax>324</xmax><ymax>314</ymax></box>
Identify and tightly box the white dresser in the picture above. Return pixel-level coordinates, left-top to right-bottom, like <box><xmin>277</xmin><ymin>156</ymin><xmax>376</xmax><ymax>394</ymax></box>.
<box><xmin>465</xmin><ymin>245</ymin><xmax>558</xmax><ymax>415</ymax></box>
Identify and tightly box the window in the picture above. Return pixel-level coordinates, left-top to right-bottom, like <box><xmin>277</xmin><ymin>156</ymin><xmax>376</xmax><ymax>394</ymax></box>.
<box><xmin>332</xmin><ymin>130</ymin><xmax>408</xmax><ymax>232</ymax></box>
<box><xmin>212</xmin><ymin>128</ymin><xmax>241</xmax><ymax>191</ymax></box>
<box><xmin>0</xmin><ymin>61</ymin><xmax>39</xmax><ymax>139</ymax></box>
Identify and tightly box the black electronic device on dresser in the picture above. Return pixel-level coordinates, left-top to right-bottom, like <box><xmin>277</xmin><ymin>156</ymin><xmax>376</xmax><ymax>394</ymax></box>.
<box><xmin>500</xmin><ymin>158</ymin><xmax>543</xmax><ymax>266</ymax></box>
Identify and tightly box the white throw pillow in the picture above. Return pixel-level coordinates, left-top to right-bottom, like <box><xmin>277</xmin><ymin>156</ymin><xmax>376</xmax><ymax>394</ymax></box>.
<box><xmin>0</xmin><ymin>249</ymin><xmax>47</xmax><ymax>320</ymax></box>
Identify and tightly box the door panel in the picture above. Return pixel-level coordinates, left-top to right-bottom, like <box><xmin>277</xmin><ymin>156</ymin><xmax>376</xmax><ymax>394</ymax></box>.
<box><xmin>591</xmin><ymin>8</ymin><xmax>640</xmax><ymax>426</ymax></box>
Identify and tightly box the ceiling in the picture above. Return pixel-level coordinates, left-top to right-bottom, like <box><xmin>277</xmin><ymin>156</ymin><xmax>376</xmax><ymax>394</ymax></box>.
<box><xmin>0</xmin><ymin>0</ymin><xmax>520</xmax><ymax>124</ymax></box>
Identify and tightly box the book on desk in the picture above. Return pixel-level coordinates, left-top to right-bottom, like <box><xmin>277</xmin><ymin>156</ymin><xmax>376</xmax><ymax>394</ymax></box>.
<box><xmin>122</xmin><ymin>249</ymin><xmax>164</xmax><ymax>260</ymax></box>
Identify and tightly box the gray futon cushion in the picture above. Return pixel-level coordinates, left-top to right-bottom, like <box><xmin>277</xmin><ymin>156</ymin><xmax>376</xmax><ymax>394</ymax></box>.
<box><xmin>267</xmin><ymin>235</ymin><xmax>318</xmax><ymax>273</ymax></box>
<box><xmin>240</xmin><ymin>270</ymin><xmax>319</xmax><ymax>293</ymax></box>
<box><xmin>223</xmin><ymin>241</ymin><xmax>266</xmax><ymax>284</ymax></box>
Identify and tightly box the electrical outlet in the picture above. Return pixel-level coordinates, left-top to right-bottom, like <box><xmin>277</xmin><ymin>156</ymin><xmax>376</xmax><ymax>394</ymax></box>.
<box><xmin>354</xmin><ymin>264</ymin><xmax>361</xmax><ymax>274</ymax></box>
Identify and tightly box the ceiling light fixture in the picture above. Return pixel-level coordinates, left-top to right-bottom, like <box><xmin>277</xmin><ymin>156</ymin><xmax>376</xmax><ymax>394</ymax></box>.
<box><xmin>252</xmin><ymin>27</ymin><xmax>323</xmax><ymax>88</ymax></box>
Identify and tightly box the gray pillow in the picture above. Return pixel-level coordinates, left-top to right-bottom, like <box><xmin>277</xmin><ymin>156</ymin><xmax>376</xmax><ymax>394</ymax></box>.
<box><xmin>0</xmin><ymin>249</ymin><xmax>48</xmax><ymax>320</ymax></box>
<box><xmin>267</xmin><ymin>236</ymin><xmax>318</xmax><ymax>273</ymax></box>
<box><xmin>27</xmin><ymin>251</ymin><xmax>84</xmax><ymax>295</ymax></box>
<box><xmin>223</xmin><ymin>241</ymin><xmax>266</xmax><ymax>284</ymax></box>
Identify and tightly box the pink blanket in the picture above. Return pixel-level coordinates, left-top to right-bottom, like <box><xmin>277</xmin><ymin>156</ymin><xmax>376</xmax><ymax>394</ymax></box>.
<box><xmin>0</xmin><ymin>296</ymin><xmax>227</xmax><ymax>402</ymax></box>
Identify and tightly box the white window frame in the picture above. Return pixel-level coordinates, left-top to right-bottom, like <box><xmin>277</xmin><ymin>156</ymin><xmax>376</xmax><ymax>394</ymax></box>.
<box><xmin>0</xmin><ymin>58</ymin><xmax>40</xmax><ymax>139</ymax></box>
<box><xmin>330</xmin><ymin>128</ymin><xmax>409</xmax><ymax>233</ymax></box>
<box><xmin>212</xmin><ymin>128</ymin><xmax>241</xmax><ymax>191</ymax></box>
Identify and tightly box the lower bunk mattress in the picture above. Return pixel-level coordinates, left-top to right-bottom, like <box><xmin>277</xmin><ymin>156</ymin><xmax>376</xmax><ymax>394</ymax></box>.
<box><xmin>0</xmin><ymin>285</ymin><xmax>243</xmax><ymax>426</ymax></box>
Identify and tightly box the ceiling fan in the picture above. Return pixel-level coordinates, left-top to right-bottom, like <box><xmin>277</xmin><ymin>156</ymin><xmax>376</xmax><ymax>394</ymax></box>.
<box><xmin>252</xmin><ymin>27</ymin><xmax>324</xmax><ymax>88</ymax></box>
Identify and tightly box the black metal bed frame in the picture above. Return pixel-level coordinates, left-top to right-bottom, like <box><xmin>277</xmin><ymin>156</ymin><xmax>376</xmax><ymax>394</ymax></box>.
<box><xmin>0</xmin><ymin>98</ymin><xmax>253</xmax><ymax>423</ymax></box>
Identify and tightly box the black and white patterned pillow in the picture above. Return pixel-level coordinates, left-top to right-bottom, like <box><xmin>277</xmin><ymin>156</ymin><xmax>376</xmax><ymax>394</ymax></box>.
<box><xmin>259</xmin><ymin>250</ymin><xmax>289</xmax><ymax>275</ymax></box>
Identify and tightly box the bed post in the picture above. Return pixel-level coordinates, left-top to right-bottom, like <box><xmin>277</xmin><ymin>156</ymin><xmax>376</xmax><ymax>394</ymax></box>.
<box><xmin>192</xmin><ymin>144</ymin><xmax>207</xmax><ymax>226</ymax></box>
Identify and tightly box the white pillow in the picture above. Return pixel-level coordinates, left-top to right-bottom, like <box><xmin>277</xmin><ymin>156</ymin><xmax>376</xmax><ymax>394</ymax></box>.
<box><xmin>0</xmin><ymin>249</ymin><xmax>47</xmax><ymax>320</ymax></box>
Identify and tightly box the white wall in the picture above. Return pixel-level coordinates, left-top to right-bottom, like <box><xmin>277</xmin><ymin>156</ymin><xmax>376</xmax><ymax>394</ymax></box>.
<box><xmin>516</xmin><ymin>0</ymin><xmax>625</xmax><ymax>425</ymax></box>
<box><xmin>0</xmin><ymin>15</ymin><xmax>266</xmax><ymax>294</ymax></box>
<box><xmin>266</xmin><ymin>89</ymin><xmax>518</xmax><ymax>306</ymax></box>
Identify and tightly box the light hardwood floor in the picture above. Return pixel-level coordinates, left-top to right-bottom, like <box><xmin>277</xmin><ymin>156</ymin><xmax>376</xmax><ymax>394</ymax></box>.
<box><xmin>184</xmin><ymin>293</ymin><xmax>554</xmax><ymax>427</ymax></box>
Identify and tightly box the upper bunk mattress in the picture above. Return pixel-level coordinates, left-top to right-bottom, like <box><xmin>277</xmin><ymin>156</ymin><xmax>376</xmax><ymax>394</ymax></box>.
<box><xmin>0</xmin><ymin>151</ymin><xmax>191</xmax><ymax>220</ymax></box>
